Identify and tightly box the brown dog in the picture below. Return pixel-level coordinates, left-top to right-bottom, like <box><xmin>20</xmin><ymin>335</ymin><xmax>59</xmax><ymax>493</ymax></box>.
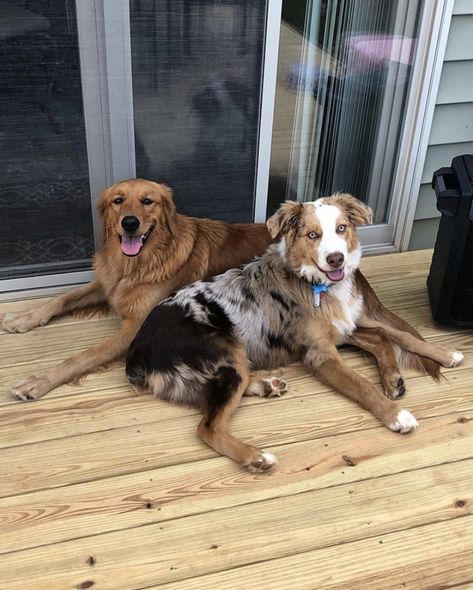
<box><xmin>2</xmin><ymin>178</ymin><xmax>272</xmax><ymax>400</ymax></box>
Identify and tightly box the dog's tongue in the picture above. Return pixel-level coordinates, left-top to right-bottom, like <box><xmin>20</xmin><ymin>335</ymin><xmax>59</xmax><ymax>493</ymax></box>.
<box><xmin>327</xmin><ymin>269</ymin><xmax>345</xmax><ymax>282</ymax></box>
<box><xmin>121</xmin><ymin>235</ymin><xmax>143</xmax><ymax>256</ymax></box>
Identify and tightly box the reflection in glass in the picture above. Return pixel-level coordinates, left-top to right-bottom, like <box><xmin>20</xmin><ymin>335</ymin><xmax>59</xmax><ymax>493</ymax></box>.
<box><xmin>269</xmin><ymin>0</ymin><xmax>421</xmax><ymax>223</ymax></box>
<box><xmin>130</xmin><ymin>1</ymin><xmax>266</xmax><ymax>222</ymax></box>
<box><xmin>0</xmin><ymin>0</ymin><xmax>94</xmax><ymax>279</ymax></box>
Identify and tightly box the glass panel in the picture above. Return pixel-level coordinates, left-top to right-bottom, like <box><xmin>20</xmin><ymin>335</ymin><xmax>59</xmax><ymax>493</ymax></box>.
<box><xmin>130</xmin><ymin>0</ymin><xmax>266</xmax><ymax>222</ymax></box>
<box><xmin>0</xmin><ymin>0</ymin><xmax>94</xmax><ymax>280</ymax></box>
<box><xmin>268</xmin><ymin>0</ymin><xmax>422</xmax><ymax>223</ymax></box>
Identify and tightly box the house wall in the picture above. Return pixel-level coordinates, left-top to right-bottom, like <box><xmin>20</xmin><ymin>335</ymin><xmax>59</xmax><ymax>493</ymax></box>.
<box><xmin>408</xmin><ymin>0</ymin><xmax>473</xmax><ymax>250</ymax></box>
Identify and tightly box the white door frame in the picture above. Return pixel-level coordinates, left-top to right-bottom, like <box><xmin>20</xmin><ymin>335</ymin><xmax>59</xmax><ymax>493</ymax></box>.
<box><xmin>391</xmin><ymin>0</ymin><xmax>455</xmax><ymax>251</ymax></box>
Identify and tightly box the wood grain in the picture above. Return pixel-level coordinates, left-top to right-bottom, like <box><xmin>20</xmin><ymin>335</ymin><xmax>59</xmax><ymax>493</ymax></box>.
<box><xmin>0</xmin><ymin>413</ymin><xmax>471</xmax><ymax>556</ymax></box>
<box><xmin>0</xmin><ymin>459</ymin><xmax>471</xmax><ymax>589</ymax></box>
<box><xmin>0</xmin><ymin>248</ymin><xmax>471</xmax><ymax>589</ymax></box>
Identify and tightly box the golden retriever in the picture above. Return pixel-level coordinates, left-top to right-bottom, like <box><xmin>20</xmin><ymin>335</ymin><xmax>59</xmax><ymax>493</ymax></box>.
<box><xmin>2</xmin><ymin>178</ymin><xmax>272</xmax><ymax>400</ymax></box>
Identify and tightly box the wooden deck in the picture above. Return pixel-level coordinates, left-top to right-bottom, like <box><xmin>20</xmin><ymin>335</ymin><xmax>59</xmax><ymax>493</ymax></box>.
<box><xmin>0</xmin><ymin>250</ymin><xmax>472</xmax><ymax>590</ymax></box>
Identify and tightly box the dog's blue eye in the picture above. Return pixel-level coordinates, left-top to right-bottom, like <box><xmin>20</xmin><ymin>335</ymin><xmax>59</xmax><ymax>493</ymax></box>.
<box><xmin>337</xmin><ymin>224</ymin><xmax>346</xmax><ymax>233</ymax></box>
<box><xmin>113</xmin><ymin>197</ymin><xmax>124</xmax><ymax>205</ymax></box>
<box><xmin>308</xmin><ymin>231</ymin><xmax>319</xmax><ymax>239</ymax></box>
<box><xmin>142</xmin><ymin>198</ymin><xmax>153</xmax><ymax>205</ymax></box>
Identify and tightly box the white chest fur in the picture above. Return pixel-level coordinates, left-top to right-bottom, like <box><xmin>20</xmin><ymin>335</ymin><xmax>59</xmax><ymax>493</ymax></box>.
<box><xmin>329</xmin><ymin>279</ymin><xmax>363</xmax><ymax>339</ymax></box>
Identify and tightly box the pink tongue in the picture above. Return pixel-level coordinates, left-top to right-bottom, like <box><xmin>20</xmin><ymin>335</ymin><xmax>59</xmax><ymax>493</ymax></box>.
<box><xmin>121</xmin><ymin>235</ymin><xmax>143</xmax><ymax>256</ymax></box>
<box><xmin>327</xmin><ymin>269</ymin><xmax>345</xmax><ymax>282</ymax></box>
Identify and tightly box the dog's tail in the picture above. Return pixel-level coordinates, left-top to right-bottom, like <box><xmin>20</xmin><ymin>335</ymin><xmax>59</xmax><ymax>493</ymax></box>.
<box><xmin>356</xmin><ymin>270</ymin><xmax>441</xmax><ymax>380</ymax></box>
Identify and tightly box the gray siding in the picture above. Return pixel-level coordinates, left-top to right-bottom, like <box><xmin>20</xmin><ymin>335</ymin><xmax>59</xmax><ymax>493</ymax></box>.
<box><xmin>409</xmin><ymin>1</ymin><xmax>473</xmax><ymax>251</ymax></box>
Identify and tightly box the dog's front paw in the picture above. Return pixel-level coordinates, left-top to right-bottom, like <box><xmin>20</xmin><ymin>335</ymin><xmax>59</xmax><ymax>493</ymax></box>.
<box><xmin>12</xmin><ymin>375</ymin><xmax>52</xmax><ymax>401</ymax></box>
<box><xmin>2</xmin><ymin>311</ymin><xmax>39</xmax><ymax>333</ymax></box>
<box><xmin>247</xmin><ymin>451</ymin><xmax>278</xmax><ymax>473</ymax></box>
<box><xmin>388</xmin><ymin>409</ymin><xmax>419</xmax><ymax>434</ymax></box>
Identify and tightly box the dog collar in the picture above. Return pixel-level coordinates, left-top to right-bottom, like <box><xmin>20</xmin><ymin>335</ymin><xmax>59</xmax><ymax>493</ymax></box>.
<box><xmin>312</xmin><ymin>283</ymin><xmax>329</xmax><ymax>307</ymax></box>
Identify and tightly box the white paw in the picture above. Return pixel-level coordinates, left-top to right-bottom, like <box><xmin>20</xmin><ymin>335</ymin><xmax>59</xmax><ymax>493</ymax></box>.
<box><xmin>247</xmin><ymin>451</ymin><xmax>278</xmax><ymax>473</ymax></box>
<box><xmin>389</xmin><ymin>409</ymin><xmax>419</xmax><ymax>434</ymax></box>
<box><xmin>450</xmin><ymin>351</ymin><xmax>464</xmax><ymax>367</ymax></box>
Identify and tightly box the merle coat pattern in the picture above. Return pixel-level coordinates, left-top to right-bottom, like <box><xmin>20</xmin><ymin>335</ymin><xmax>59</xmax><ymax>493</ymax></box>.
<box><xmin>127</xmin><ymin>194</ymin><xmax>464</xmax><ymax>472</ymax></box>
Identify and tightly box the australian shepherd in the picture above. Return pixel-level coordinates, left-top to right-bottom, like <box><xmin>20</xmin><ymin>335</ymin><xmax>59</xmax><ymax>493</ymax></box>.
<box><xmin>126</xmin><ymin>194</ymin><xmax>464</xmax><ymax>472</ymax></box>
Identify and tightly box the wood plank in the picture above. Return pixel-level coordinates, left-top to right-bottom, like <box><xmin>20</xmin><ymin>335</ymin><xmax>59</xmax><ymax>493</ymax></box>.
<box><xmin>0</xmin><ymin>319</ymin><xmax>119</xmax><ymax>366</ymax></box>
<box><xmin>1</xmin><ymin>357</ymin><xmax>472</xmax><ymax>498</ymax></box>
<box><xmin>0</xmin><ymin>413</ymin><xmax>471</xmax><ymax>556</ymax></box>
<box><xmin>0</xmin><ymin>456</ymin><xmax>472</xmax><ymax>590</ymax></box>
<box><xmin>0</xmin><ymin>249</ymin><xmax>471</xmax><ymax>589</ymax></box>
<box><xmin>156</xmin><ymin>516</ymin><xmax>473</xmax><ymax>590</ymax></box>
<box><xmin>1</xmin><ymin>304</ymin><xmax>464</xmax><ymax>412</ymax></box>
<box><xmin>1</xmin><ymin>249</ymin><xmax>464</xmax><ymax>408</ymax></box>
<box><xmin>1</xmin><ymin>330</ymin><xmax>471</xmax><ymax>449</ymax></box>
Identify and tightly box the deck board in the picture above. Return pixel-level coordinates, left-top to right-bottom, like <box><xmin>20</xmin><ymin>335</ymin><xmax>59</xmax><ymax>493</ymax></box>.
<box><xmin>0</xmin><ymin>249</ymin><xmax>472</xmax><ymax>589</ymax></box>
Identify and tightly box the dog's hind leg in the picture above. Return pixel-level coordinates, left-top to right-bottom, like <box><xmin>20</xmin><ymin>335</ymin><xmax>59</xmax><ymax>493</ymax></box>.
<box><xmin>2</xmin><ymin>281</ymin><xmax>106</xmax><ymax>334</ymax></box>
<box><xmin>348</xmin><ymin>328</ymin><xmax>406</xmax><ymax>400</ymax></box>
<box><xmin>197</xmin><ymin>350</ymin><xmax>278</xmax><ymax>473</ymax></box>
<box><xmin>304</xmin><ymin>344</ymin><xmax>419</xmax><ymax>433</ymax></box>
<box><xmin>358</xmin><ymin>318</ymin><xmax>464</xmax><ymax>369</ymax></box>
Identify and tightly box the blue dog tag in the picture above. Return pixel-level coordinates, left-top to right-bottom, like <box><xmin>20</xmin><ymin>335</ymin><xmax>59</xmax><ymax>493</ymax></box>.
<box><xmin>312</xmin><ymin>283</ymin><xmax>328</xmax><ymax>307</ymax></box>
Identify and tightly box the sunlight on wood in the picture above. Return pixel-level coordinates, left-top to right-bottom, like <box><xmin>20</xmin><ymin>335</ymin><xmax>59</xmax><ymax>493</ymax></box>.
<box><xmin>0</xmin><ymin>249</ymin><xmax>472</xmax><ymax>589</ymax></box>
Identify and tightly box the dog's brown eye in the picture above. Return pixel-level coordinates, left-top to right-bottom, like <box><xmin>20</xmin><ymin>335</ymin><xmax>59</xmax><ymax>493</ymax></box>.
<box><xmin>308</xmin><ymin>231</ymin><xmax>319</xmax><ymax>240</ymax></box>
<box><xmin>142</xmin><ymin>197</ymin><xmax>153</xmax><ymax>205</ymax></box>
<box><xmin>112</xmin><ymin>196</ymin><xmax>124</xmax><ymax>205</ymax></box>
<box><xmin>337</xmin><ymin>224</ymin><xmax>346</xmax><ymax>233</ymax></box>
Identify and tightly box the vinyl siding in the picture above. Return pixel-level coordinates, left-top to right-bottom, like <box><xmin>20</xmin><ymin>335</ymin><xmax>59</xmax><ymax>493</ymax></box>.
<box><xmin>409</xmin><ymin>2</ymin><xmax>473</xmax><ymax>251</ymax></box>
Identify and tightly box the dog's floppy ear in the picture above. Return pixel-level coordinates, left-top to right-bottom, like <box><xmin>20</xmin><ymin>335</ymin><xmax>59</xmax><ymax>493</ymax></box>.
<box><xmin>329</xmin><ymin>193</ymin><xmax>373</xmax><ymax>226</ymax></box>
<box><xmin>97</xmin><ymin>183</ymin><xmax>117</xmax><ymax>243</ymax></box>
<box><xmin>266</xmin><ymin>201</ymin><xmax>304</xmax><ymax>238</ymax></box>
<box><xmin>158</xmin><ymin>184</ymin><xmax>178</xmax><ymax>237</ymax></box>
<box><xmin>97</xmin><ymin>185</ymin><xmax>111</xmax><ymax>220</ymax></box>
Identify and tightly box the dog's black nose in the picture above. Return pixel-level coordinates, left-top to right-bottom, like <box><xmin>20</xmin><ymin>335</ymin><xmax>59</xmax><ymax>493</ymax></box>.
<box><xmin>326</xmin><ymin>251</ymin><xmax>344</xmax><ymax>268</ymax></box>
<box><xmin>121</xmin><ymin>216</ymin><xmax>140</xmax><ymax>233</ymax></box>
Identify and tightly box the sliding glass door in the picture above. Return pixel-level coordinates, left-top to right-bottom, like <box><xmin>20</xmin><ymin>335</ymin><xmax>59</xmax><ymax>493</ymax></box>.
<box><xmin>267</xmin><ymin>0</ymin><xmax>427</xmax><ymax>247</ymax></box>
<box><xmin>0</xmin><ymin>0</ymin><xmax>94</xmax><ymax>282</ymax></box>
<box><xmin>130</xmin><ymin>0</ymin><xmax>266</xmax><ymax>221</ymax></box>
<box><xmin>1</xmin><ymin>0</ymin><xmax>269</xmax><ymax>293</ymax></box>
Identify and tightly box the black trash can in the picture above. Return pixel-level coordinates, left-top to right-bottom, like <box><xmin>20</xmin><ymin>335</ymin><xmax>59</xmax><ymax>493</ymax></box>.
<box><xmin>427</xmin><ymin>154</ymin><xmax>473</xmax><ymax>327</ymax></box>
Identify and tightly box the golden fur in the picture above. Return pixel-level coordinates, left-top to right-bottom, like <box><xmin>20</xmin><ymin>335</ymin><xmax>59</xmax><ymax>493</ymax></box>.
<box><xmin>2</xmin><ymin>178</ymin><xmax>272</xmax><ymax>401</ymax></box>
